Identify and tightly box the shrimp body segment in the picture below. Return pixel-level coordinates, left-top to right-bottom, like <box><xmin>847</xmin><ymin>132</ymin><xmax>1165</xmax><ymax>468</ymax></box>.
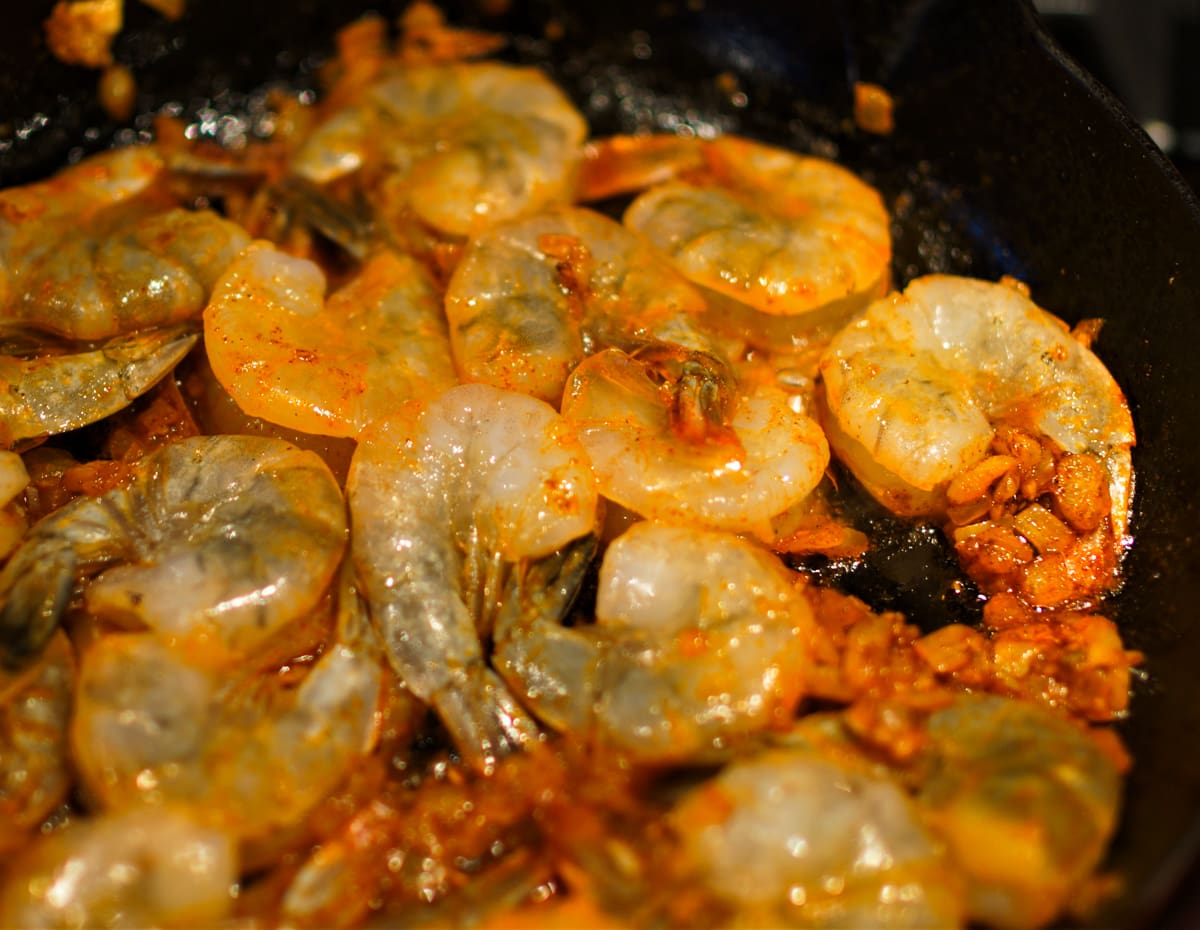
<box><xmin>495</xmin><ymin>522</ymin><xmax>813</xmax><ymax>763</ymax></box>
<box><xmin>70</xmin><ymin>569</ymin><xmax>382</xmax><ymax>838</ymax></box>
<box><xmin>348</xmin><ymin>383</ymin><xmax>599</xmax><ymax>772</ymax></box>
<box><xmin>919</xmin><ymin>695</ymin><xmax>1122</xmax><ymax>929</ymax></box>
<box><xmin>445</xmin><ymin>206</ymin><xmax>720</xmax><ymax>406</ymax></box>
<box><xmin>1</xmin><ymin>323</ymin><xmax>199</xmax><ymax>449</ymax></box>
<box><xmin>0</xmin><ymin>435</ymin><xmax>347</xmax><ymax>671</ymax></box>
<box><xmin>819</xmin><ymin>275</ymin><xmax>1135</xmax><ymax>526</ymax></box>
<box><xmin>0</xmin><ymin>147</ymin><xmax>251</xmax><ymax>341</ymax></box>
<box><xmin>562</xmin><ymin>348</ymin><xmax>829</xmax><ymax>540</ymax></box>
<box><xmin>623</xmin><ymin>136</ymin><xmax>891</xmax><ymax>326</ymax></box>
<box><xmin>204</xmin><ymin>242</ymin><xmax>456</xmax><ymax>438</ymax></box>
<box><xmin>293</xmin><ymin>62</ymin><xmax>587</xmax><ymax>236</ymax></box>
<box><xmin>669</xmin><ymin>749</ymin><xmax>964</xmax><ymax>927</ymax></box>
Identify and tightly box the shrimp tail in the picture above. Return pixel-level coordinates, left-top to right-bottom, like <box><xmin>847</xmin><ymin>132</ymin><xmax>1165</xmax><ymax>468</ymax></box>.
<box><xmin>440</xmin><ymin>536</ymin><xmax>597</xmax><ymax>773</ymax></box>
<box><xmin>431</xmin><ymin>668</ymin><xmax>541</xmax><ymax>776</ymax></box>
<box><xmin>635</xmin><ymin>344</ymin><xmax>745</xmax><ymax>453</ymax></box>
<box><xmin>0</xmin><ymin>540</ymin><xmax>77</xmax><ymax>672</ymax></box>
<box><xmin>493</xmin><ymin>535</ymin><xmax>599</xmax><ymax>734</ymax></box>
<box><xmin>497</xmin><ymin>534</ymin><xmax>598</xmax><ymax>635</ymax></box>
<box><xmin>1</xmin><ymin>325</ymin><xmax>199</xmax><ymax>449</ymax></box>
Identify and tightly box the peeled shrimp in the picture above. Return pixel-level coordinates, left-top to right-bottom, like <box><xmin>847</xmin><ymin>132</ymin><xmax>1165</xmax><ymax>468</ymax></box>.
<box><xmin>70</xmin><ymin>563</ymin><xmax>381</xmax><ymax>839</ymax></box>
<box><xmin>819</xmin><ymin>275</ymin><xmax>1134</xmax><ymax>605</ymax></box>
<box><xmin>444</xmin><ymin>205</ymin><xmax>725</xmax><ymax>407</ymax></box>
<box><xmin>203</xmin><ymin>242</ymin><xmax>456</xmax><ymax>438</ymax></box>
<box><xmin>1</xmin><ymin>324</ymin><xmax>198</xmax><ymax>449</ymax></box>
<box><xmin>561</xmin><ymin>348</ymin><xmax>829</xmax><ymax>540</ymax></box>
<box><xmin>665</xmin><ymin>748</ymin><xmax>964</xmax><ymax>928</ymax></box>
<box><xmin>0</xmin><ymin>435</ymin><xmax>347</xmax><ymax>672</ymax></box>
<box><xmin>293</xmin><ymin>62</ymin><xmax>587</xmax><ymax>237</ymax></box>
<box><xmin>820</xmin><ymin>275</ymin><xmax>1133</xmax><ymax>519</ymax></box>
<box><xmin>0</xmin><ymin>806</ymin><xmax>236</xmax><ymax>928</ymax></box>
<box><xmin>0</xmin><ymin>147</ymin><xmax>251</xmax><ymax>342</ymax></box>
<box><xmin>348</xmin><ymin>383</ymin><xmax>599</xmax><ymax>772</ymax></box>
<box><xmin>495</xmin><ymin>521</ymin><xmax>812</xmax><ymax>763</ymax></box>
<box><xmin>619</xmin><ymin>135</ymin><xmax>891</xmax><ymax>334</ymax></box>
<box><xmin>0</xmin><ymin>631</ymin><xmax>73</xmax><ymax>853</ymax></box>
<box><xmin>918</xmin><ymin>694</ymin><xmax>1121</xmax><ymax>929</ymax></box>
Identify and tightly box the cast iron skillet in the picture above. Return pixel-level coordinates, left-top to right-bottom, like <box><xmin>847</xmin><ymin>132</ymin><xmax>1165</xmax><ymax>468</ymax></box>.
<box><xmin>3</xmin><ymin>1</ymin><xmax>1200</xmax><ymax>927</ymax></box>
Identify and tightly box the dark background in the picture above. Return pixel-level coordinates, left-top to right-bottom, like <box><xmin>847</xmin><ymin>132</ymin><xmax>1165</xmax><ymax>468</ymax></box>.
<box><xmin>1037</xmin><ymin>0</ymin><xmax>1200</xmax><ymax>191</ymax></box>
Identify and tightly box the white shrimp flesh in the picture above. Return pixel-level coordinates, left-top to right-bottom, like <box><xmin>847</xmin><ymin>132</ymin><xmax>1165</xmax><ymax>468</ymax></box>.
<box><xmin>203</xmin><ymin>241</ymin><xmax>456</xmax><ymax>438</ymax></box>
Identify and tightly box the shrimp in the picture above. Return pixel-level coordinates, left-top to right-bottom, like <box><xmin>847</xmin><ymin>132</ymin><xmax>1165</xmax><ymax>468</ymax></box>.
<box><xmin>561</xmin><ymin>348</ymin><xmax>829</xmax><ymax>541</ymax></box>
<box><xmin>819</xmin><ymin>275</ymin><xmax>1135</xmax><ymax>607</ymax></box>
<box><xmin>615</xmin><ymin>135</ymin><xmax>891</xmax><ymax>341</ymax></box>
<box><xmin>69</xmin><ymin>562</ymin><xmax>382</xmax><ymax>840</ymax></box>
<box><xmin>660</xmin><ymin>748</ymin><xmax>963</xmax><ymax>928</ymax></box>
<box><xmin>0</xmin><ymin>451</ymin><xmax>30</xmax><ymax>560</ymax></box>
<box><xmin>0</xmin><ymin>435</ymin><xmax>347</xmax><ymax>672</ymax></box>
<box><xmin>292</xmin><ymin>61</ymin><xmax>587</xmax><ymax>237</ymax></box>
<box><xmin>494</xmin><ymin>521</ymin><xmax>813</xmax><ymax>763</ymax></box>
<box><xmin>444</xmin><ymin>205</ymin><xmax>728</xmax><ymax>408</ymax></box>
<box><xmin>0</xmin><ymin>631</ymin><xmax>73</xmax><ymax>854</ymax></box>
<box><xmin>1</xmin><ymin>324</ymin><xmax>198</xmax><ymax>449</ymax></box>
<box><xmin>203</xmin><ymin>241</ymin><xmax>456</xmax><ymax>438</ymax></box>
<box><xmin>0</xmin><ymin>806</ymin><xmax>236</xmax><ymax>928</ymax></box>
<box><xmin>347</xmin><ymin>383</ymin><xmax>599</xmax><ymax>773</ymax></box>
<box><xmin>0</xmin><ymin>146</ymin><xmax>251</xmax><ymax>341</ymax></box>
<box><xmin>918</xmin><ymin>694</ymin><xmax>1122</xmax><ymax>929</ymax></box>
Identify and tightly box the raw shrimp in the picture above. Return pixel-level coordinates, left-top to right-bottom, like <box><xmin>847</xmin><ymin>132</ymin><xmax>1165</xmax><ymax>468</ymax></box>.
<box><xmin>917</xmin><ymin>694</ymin><xmax>1122</xmax><ymax>930</ymax></box>
<box><xmin>820</xmin><ymin>274</ymin><xmax>1133</xmax><ymax>520</ymax></box>
<box><xmin>203</xmin><ymin>241</ymin><xmax>456</xmax><ymax>438</ymax></box>
<box><xmin>292</xmin><ymin>61</ymin><xmax>587</xmax><ymax>237</ymax></box>
<box><xmin>1</xmin><ymin>323</ymin><xmax>198</xmax><ymax>449</ymax></box>
<box><xmin>0</xmin><ymin>631</ymin><xmax>73</xmax><ymax>853</ymax></box>
<box><xmin>494</xmin><ymin>521</ymin><xmax>813</xmax><ymax>763</ymax></box>
<box><xmin>561</xmin><ymin>348</ymin><xmax>829</xmax><ymax>541</ymax></box>
<box><xmin>348</xmin><ymin>383</ymin><xmax>599</xmax><ymax>772</ymax></box>
<box><xmin>0</xmin><ymin>806</ymin><xmax>236</xmax><ymax>928</ymax></box>
<box><xmin>70</xmin><ymin>562</ymin><xmax>382</xmax><ymax>839</ymax></box>
<box><xmin>444</xmin><ymin>205</ymin><xmax>728</xmax><ymax>408</ymax></box>
<box><xmin>0</xmin><ymin>435</ymin><xmax>346</xmax><ymax>672</ymax></box>
<box><xmin>618</xmin><ymin>135</ymin><xmax>891</xmax><ymax>336</ymax></box>
<box><xmin>0</xmin><ymin>146</ymin><xmax>251</xmax><ymax>341</ymax></box>
<box><xmin>663</xmin><ymin>747</ymin><xmax>964</xmax><ymax>928</ymax></box>
<box><xmin>819</xmin><ymin>275</ymin><xmax>1134</xmax><ymax>605</ymax></box>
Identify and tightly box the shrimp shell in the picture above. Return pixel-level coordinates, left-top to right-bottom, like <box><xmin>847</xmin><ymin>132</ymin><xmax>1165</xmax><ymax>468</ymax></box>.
<box><xmin>293</xmin><ymin>62</ymin><xmax>587</xmax><ymax>236</ymax></box>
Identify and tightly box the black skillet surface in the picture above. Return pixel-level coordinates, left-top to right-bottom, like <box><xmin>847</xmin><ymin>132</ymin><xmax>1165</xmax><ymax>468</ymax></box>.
<box><xmin>3</xmin><ymin>1</ymin><xmax>1200</xmax><ymax>927</ymax></box>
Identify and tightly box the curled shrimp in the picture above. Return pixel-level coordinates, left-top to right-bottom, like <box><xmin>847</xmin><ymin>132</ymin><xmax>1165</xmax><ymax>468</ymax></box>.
<box><xmin>444</xmin><ymin>205</ymin><xmax>727</xmax><ymax>408</ymax></box>
<box><xmin>203</xmin><ymin>241</ymin><xmax>456</xmax><ymax>438</ymax></box>
<box><xmin>0</xmin><ymin>806</ymin><xmax>236</xmax><ymax>928</ymax></box>
<box><xmin>655</xmin><ymin>748</ymin><xmax>963</xmax><ymax>928</ymax></box>
<box><xmin>348</xmin><ymin>383</ymin><xmax>599</xmax><ymax>773</ymax></box>
<box><xmin>1</xmin><ymin>324</ymin><xmax>198</xmax><ymax>449</ymax></box>
<box><xmin>0</xmin><ymin>147</ymin><xmax>251</xmax><ymax>342</ymax></box>
<box><xmin>292</xmin><ymin>61</ymin><xmax>587</xmax><ymax>237</ymax></box>
<box><xmin>70</xmin><ymin>563</ymin><xmax>382</xmax><ymax>840</ymax></box>
<box><xmin>819</xmin><ymin>275</ymin><xmax>1135</xmax><ymax>606</ymax></box>
<box><xmin>0</xmin><ymin>434</ymin><xmax>347</xmax><ymax>672</ymax></box>
<box><xmin>918</xmin><ymin>694</ymin><xmax>1122</xmax><ymax>929</ymax></box>
<box><xmin>494</xmin><ymin>521</ymin><xmax>813</xmax><ymax>763</ymax></box>
<box><xmin>609</xmin><ymin>135</ymin><xmax>890</xmax><ymax>340</ymax></box>
<box><xmin>561</xmin><ymin>348</ymin><xmax>829</xmax><ymax>541</ymax></box>
<box><xmin>0</xmin><ymin>630</ymin><xmax>73</xmax><ymax>853</ymax></box>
